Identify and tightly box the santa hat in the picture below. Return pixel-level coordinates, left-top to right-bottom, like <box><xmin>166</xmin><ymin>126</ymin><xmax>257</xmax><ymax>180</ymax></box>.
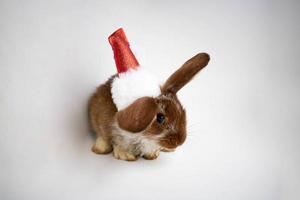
<box><xmin>108</xmin><ymin>28</ymin><xmax>139</xmax><ymax>74</ymax></box>
<box><xmin>109</xmin><ymin>28</ymin><xmax>160</xmax><ymax>110</ymax></box>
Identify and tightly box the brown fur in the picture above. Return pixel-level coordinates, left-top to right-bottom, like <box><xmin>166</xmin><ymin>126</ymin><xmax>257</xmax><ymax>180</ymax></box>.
<box><xmin>161</xmin><ymin>53</ymin><xmax>210</xmax><ymax>94</ymax></box>
<box><xmin>88</xmin><ymin>75</ymin><xmax>117</xmax><ymax>153</ymax></box>
<box><xmin>144</xmin><ymin>94</ymin><xmax>186</xmax><ymax>149</ymax></box>
<box><xmin>88</xmin><ymin>53</ymin><xmax>210</xmax><ymax>161</ymax></box>
<box><xmin>117</xmin><ymin>97</ymin><xmax>158</xmax><ymax>133</ymax></box>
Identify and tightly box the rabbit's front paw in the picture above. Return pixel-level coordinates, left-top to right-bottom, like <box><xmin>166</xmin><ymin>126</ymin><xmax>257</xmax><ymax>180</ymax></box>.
<box><xmin>143</xmin><ymin>151</ymin><xmax>160</xmax><ymax>160</ymax></box>
<box><xmin>113</xmin><ymin>146</ymin><xmax>137</xmax><ymax>161</ymax></box>
<box><xmin>91</xmin><ymin>137</ymin><xmax>112</xmax><ymax>154</ymax></box>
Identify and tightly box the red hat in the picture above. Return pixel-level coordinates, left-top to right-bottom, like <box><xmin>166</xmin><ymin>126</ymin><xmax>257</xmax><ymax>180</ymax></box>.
<box><xmin>108</xmin><ymin>28</ymin><xmax>139</xmax><ymax>74</ymax></box>
<box><xmin>109</xmin><ymin>28</ymin><xmax>160</xmax><ymax>110</ymax></box>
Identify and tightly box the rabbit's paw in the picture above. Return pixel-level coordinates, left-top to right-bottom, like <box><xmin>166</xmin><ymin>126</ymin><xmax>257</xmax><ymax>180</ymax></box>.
<box><xmin>113</xmin><ymin>146</ymin><xmax>137</xmax><ymax>161</ymax></box>
<box><xmin>143</xmin><ymin>151</ymin><xmax>160</xmax><ymax>160</ymax></box>
<box><xmin>91</xmin><ymin>137</ymin><xmax>112</xmax><ymax>154</ymax></box>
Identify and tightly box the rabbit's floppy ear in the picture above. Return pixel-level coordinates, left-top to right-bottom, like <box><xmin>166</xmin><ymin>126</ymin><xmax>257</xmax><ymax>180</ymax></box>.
<box><xmin>117</xmin><ymin>97</ymin><xmax>158</xmax><ymax>133</ymax></box>
<box><xmin>161</xmin><ymin>53</ymin><xmax>210</xmax><ymax>94</ymax></box>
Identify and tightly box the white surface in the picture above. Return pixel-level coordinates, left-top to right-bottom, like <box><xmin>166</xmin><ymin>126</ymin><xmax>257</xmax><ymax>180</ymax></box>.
<box><xmin>0</xmin><ymin>1</ymin><xmax>299</xmax><ymax>200</ymax></box>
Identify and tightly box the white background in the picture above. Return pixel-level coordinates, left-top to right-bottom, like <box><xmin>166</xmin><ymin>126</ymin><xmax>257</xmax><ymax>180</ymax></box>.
<box><xmin>1</xmin><ymin>1</ymin><xmax>299</xmax><ymax>200</ymax></box>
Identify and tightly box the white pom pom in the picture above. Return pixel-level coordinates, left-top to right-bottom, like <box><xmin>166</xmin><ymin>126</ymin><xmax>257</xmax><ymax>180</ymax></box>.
<box><xmin>111</xmin><ymin>67</ymin><xmax>161</xmax><ymax>110</ymax></box>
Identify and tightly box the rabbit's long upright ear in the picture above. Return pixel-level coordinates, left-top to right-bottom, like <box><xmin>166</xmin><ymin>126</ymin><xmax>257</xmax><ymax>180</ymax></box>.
<box><xmin>117</xmin><ymin>97</ymin><xmax>158</xmax><ymax>133</ymax></box>
<box><xmin>161</xmin><ymin>53</ymin><xmax>210</xmax><ymax>94</ymax></box>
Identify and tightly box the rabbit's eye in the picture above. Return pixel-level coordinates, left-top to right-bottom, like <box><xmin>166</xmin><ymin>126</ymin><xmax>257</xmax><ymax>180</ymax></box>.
<box><xmin>156</xmin><ymin>113</ymin><xmax>165</xmax><ymax>124</ymax></box>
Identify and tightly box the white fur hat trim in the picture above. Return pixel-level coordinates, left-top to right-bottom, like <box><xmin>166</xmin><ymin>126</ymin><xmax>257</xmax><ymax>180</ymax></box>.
<box><xmin>111</xmin><ymin>67</ymin><xmax>161</xmax><ymax>110</ymax></box>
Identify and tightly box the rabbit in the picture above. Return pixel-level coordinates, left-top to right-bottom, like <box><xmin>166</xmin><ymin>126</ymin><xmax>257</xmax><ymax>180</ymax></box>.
<box><xmin>88</xmin><ymin>53</ymin><xmax>210</xmax><ymax>161</ymax></box>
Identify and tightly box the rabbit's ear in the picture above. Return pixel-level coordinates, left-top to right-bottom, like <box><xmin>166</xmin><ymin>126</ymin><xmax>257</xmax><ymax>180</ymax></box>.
<box><xmin>161</xmin><ymin>53</ymin><xmax>210</xmax><ymax>94</ymax></box>
<box><xmin>117</xmin><ymin>97</ymin><xmax>158</xmax><ymax>133</ymax></box>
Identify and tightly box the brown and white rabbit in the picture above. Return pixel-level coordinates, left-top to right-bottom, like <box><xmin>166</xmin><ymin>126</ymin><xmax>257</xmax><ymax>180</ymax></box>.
<box><xmin>88</xmin><ymin>53</ymin><xmax>210</xmax><ymax>161</ymax></box>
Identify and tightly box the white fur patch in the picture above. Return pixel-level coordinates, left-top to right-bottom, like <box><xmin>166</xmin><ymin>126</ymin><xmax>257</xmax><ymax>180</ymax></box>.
<box><xmin>111</xmin><ymin>67</ymin><xmax>161</xmax><ymax>110</ymax></box>
<box><xmin>112</xmin><ymin>123</ymin><xmax>161</xmax><ymax>156</ymax></box>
